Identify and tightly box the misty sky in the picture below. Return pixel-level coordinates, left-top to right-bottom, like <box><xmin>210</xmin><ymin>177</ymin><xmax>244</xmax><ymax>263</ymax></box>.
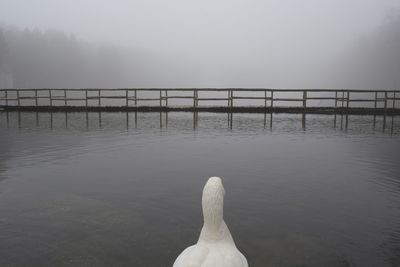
<box><xmin>1</xmin><ymin>0</ymin><xmax>400</xmax><ymax>88</ymax></box>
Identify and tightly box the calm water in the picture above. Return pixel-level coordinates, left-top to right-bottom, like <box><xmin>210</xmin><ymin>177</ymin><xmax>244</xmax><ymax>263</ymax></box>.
<box><xmin>0</xmin><ymin>111</ymin><xmax>399</xmax><ymax>267</ymax></box>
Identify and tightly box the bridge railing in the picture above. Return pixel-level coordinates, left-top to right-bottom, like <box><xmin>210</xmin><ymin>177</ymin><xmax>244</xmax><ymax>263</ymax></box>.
<box><xmin>0</xmin><ymin>88</ymin><xmax>399</xmax><ymax>112</ymax></box>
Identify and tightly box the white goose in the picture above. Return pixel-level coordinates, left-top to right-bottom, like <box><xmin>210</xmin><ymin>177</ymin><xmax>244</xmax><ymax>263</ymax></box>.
<box><xmin>173</xmin><ymin>177</ymin><xmax>248</xmax><ymax>267</ymax></box>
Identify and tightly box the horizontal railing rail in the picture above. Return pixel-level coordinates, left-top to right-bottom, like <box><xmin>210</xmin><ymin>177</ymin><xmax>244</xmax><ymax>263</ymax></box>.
<box><xmin>0</xmin><ymin>89</ymin><xmax>399</xmax><ymax>114</ymax></box>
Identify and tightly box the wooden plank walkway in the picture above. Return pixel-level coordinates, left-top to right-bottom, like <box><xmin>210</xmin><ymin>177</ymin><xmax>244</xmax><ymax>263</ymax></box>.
<box><xmin>0</xmin><ymin>88</ymin><xmax>399</xmax><ymax>114</ymax></box>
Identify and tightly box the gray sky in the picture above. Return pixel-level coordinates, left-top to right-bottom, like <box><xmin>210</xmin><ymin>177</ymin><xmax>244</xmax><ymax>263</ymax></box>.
<box><xmin>1</xmin><ymin>0</ymin><xmax>399</xmax><ymax>88</ymax></box>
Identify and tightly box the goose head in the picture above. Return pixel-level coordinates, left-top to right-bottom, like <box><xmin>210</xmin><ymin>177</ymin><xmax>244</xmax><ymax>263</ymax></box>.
<box><xmin>202</xmin><ymin>177</ymin><xmax>225</xmax><ymax>231</ymax></box>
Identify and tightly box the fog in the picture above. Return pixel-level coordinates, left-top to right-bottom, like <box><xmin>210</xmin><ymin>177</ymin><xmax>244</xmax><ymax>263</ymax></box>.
<box><xmin>0</xmin><ymin>0</ymin><xmax>399</xmax><ymax>89</ymax></box>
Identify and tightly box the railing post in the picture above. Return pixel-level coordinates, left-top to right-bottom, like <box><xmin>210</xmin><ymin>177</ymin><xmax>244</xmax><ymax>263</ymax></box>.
<box><xmin>384</xmin><ymin>91</ymin><xmax>388</xmax><ymax>115</ymax></box>
<box><xmin>335</xmin><ymin>91</ymin><xmax>338</xmax><ymax>110</ymax></box>
<box><xmin>196</xmin><ymin>90</ymin><xmax>198</xmax><ymax>108</ymax></box>
<box><xmin>35</xmin><ymin>90</ymin><xmax>38</xmax><ymax>106</ymax></box>
<box><xmin>98</xmin><ymin>90</ymin><xmax>101</xmax><ymax>106</ymax></box>
<box><xmin>159</xmin><ymin>90</ymin><xmax>162</xmax><ymax>109</ymax></box>
<box><xmin>393</xmin><ymin>91</ymin><xmax>396</xmax><ymax>110</ymax></box>
<box><xmin>383</xmin><ymin>91</ymin><xmax>388</xmax><ymax>130</ymax></box>
<box><xmin>340</xmin><ymin>91</ymin><xmax>345</xmax><ymax>130</ymax></box>
<box><xmin>134</xmin><ymin>89</ymin><xmax>137</xmax><ymax>106</ymax></box>
<box><xmin>165</xmin><ymin>90</ymin><xmax>168</xmax><ymax>107</ymax></box>
<box><xmin>271</xmin><ymin>90</ymin><xmax>274</xmax><ymax>108</ymax></box>
<box><xmin>49</xmin><ymin>89</ymin><xmax>52</xmax><ymax>106</ymax></box>
<box><xmin>373</xmin><ymin>91</ymin><xmax>378</xmax><ymax>128</ymax></box>
<box><xmin>264</xmin><ymin>90</ymin><xmax>267</xmax><ymax>109</ymax></box>
<box><xmin>5</xmin><ymin>90</ymin><xmax>8</xmax><ymax>106</ymax></box>
<box><xmin>230</xmin><ymin>90</ymin><xmax>233</xmax><ymax>108</ymax></box>
<box><xmin>126</xmin><ymin>89</ymin><xmax>128</xmax><ymax>107</ymax></box>
<box><xmin>85</xmin><ymin>89</ymin><xmax>88</xmax><ymax>107</ymax></box>
<box><xmin>303</xmin><ymin>90</ymin><xmax>307</xmax><ymax>110</ymax></box>
<box><xmin>345</xmin><ymin>90</ymin><xmax>350</xmax><ymax>129</ymax></box>
<box><xmin>64</xmin><ymin>89</ymin><xmax>67</xmax><ymax>106</ymax></box>
<box><xmin>334</xmin><ymin>90</ymin><xmax>338</xmax><ymax>127</ymax></box>
<box><xmin>341</xmin><ymin>91</ymin><xmax>345</xmax><ymax>109</ymax></box>
<box><xmin>17</xmin><ymin>90</ymin><xmax>20</xmax><ymax>107</ymax></box>
<box><xmin>193</xmin><ymin>90</ymin><xmax>196</xmax><ymax>109</ymax></box>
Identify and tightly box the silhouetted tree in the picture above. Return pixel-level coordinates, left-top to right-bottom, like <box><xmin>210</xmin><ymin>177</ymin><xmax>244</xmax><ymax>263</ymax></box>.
<box><xmin>0</xmin><ymin>24</ymin><xmax>137</xmax><ymax>88</ymax></box>
<box><xmin>329</xmin><ymin>14</ymin><xmax>400</xmax><ymax>89</ymax></box>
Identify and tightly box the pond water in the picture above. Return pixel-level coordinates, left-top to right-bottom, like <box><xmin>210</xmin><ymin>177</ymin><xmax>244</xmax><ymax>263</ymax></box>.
<box><xmin>0</xmin><ymin>111</ymin><xmax>399</xmax><ymax>267</ymax></box>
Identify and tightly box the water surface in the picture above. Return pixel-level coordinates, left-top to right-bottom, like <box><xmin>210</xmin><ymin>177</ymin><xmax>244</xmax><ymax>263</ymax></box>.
<box><xmin>0</xmin><ymin>112</ymin><xmax>399</xmax><ymax>267</ymax></box>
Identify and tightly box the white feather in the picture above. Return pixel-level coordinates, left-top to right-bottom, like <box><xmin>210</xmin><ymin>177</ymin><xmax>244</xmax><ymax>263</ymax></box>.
<box><xmin>173</xmin><ymin>177</ymin><xmax>248</xmax><ymax>267</ymax></box>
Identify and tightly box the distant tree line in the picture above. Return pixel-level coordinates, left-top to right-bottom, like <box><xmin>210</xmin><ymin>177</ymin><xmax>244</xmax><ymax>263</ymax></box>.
<box><xmin>329</xmin><ymin>14</ymin><xmax>400</xmax><ymax>89</ymax></box>
<box><xmin>0</xmin><ymin>25</ymin><xmax>137</xmax><ymax>88</ymax></box>
<box><xmin>1</xmin><ymin>14</ymin><xmax>399</xmax><ymax>89</ymax></box>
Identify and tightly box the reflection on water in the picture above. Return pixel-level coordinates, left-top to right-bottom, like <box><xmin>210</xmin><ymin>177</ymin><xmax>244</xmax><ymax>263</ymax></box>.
<box><xmin>0</xmin><ymin>111</ymin><xmax>399</xmax><ymax>267</ymax></box>
<box><xmin>1</xmin><ymin>111</ymin><xmax>399</xmax><ymax>134</ymax></box>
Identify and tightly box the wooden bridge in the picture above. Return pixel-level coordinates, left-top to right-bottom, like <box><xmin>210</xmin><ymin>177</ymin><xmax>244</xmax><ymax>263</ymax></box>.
<box><xmin>0</xmin><ymin>88</ymin><xmax>399</xmax><ymax>115</ymax></box>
